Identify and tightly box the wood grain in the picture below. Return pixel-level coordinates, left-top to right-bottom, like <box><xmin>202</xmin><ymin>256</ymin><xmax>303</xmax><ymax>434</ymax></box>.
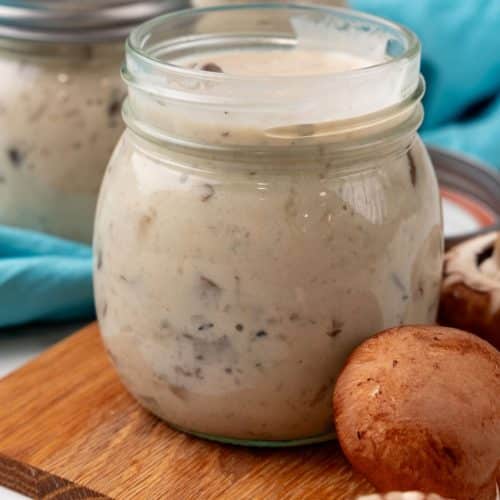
<box><xmin>0</xmin><ymin>323</ymin><xmax>374</xmax><ymax>499</ymax></box>
<box><xmin>0</xmin><ymin>454</ymin><xmax>107</xmax><ymax>499</ymax></box>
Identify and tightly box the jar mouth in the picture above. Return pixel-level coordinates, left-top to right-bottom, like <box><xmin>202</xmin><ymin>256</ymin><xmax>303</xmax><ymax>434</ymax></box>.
<box><xmin>128</xmin><ymin>3</ymin><xmax>420</xmax><ymax>84</ymax></box>
<box><xmin>124</xmin><ymin>3</ymin><xmax>423</xmax><ymax>149</ymax></box>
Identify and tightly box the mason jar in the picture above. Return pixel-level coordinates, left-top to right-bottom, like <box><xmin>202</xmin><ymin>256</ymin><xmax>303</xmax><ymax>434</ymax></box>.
<box><xmin>0</xmin><ymin>0</ymin><xmax>187</xmax><ymax>242</ymax></box>
<box><xmin>94</xmin><ymin>4</ymin><xmax>443</xmax><ymax>445</ymax></box>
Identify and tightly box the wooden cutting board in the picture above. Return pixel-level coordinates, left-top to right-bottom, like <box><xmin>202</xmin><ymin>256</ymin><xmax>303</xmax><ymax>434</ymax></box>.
<box><xmin>0</xmin><ymin>323</ymin><xmax>374</xmax><ymax>499</ymax></box>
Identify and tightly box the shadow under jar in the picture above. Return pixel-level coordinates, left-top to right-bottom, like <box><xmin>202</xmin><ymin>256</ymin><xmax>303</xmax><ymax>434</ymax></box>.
<box><xmin>94</xmin><ymin>4</ymin><xmax>444</xmax><ymax>446</ymax></box>
<box><xmin>0</xmin><ymin>0</ymin><xmax>186</xmax><ymax>242</ymax></box>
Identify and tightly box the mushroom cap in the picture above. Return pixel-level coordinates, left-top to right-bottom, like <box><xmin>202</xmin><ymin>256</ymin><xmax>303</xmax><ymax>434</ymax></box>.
<box><xmin>357</xmin><ymin>493</ymin><xmax>446</xmax><ymax>500</ymax></box>
<box><xmin>333</xmin><ymin>325</ymin><xmax>500</xmax><ymax>500</ymax></box>
<box><xmin>439</xmin><ymin>231</ymin><xmax>500</xmax><ymax>349</ymax></box>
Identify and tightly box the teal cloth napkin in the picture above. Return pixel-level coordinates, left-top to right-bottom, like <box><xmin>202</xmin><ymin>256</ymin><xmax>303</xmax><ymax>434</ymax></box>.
<box><xmin>0</xmin><ymin>226</ymin><xmax>94</xmax><ymax>327</ymax></box>
<box><xmin>352</xmin><ymin>0</ymin><xmax>500</xmax><ymax>169</ymax></box>
<box><xmin>1</xmin><ymin>0</ymin><xmax>499</xmax><ymax>328</ymax></box>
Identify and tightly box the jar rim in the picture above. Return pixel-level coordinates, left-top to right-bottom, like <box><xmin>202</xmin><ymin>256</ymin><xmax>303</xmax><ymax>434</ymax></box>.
<box><xmin>127</xmin><ymin>3</ymin><xmax>420</xmax><ymax>84</ymax></box>
<box><xmin>0</xmin><ymin>0</ymin><xmax>189</xmax><ymax>43</ymax></box>
<box><xmin>123</xmin><ymin>3</ymin><xmax>423</xmax><ymax>150</ymax></box>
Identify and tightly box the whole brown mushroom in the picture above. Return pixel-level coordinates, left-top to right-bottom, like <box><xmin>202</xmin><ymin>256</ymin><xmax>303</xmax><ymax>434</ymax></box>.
<box><xmin>333</xmin><ymin>325</ymin><xmax>500</xmax><ymax>500</ymax></box>
<box><xmin>439</xmin><ymin>231</ymin><xmax>500</xmax><ymax>349</ymax></box>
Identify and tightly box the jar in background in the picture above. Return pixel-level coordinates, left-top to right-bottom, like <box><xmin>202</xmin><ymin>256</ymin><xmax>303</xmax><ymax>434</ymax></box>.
<box><xmin>0</xmin><ymin>0</ymin><xmax>187</xmax><ymax>242</ymax></box>
<box><xmin>94</xmin><ymin>5</ymin><xmax>443</xmax><ymax>445</ymax></box>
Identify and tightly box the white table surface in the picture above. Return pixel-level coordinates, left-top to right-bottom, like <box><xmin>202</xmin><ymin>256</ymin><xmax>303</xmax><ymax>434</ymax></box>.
<box><xmin>0</xmin><ymin>321</ymin><xmax>85</xmax><ymax>379</ymax></box>
<box><xmin>0</xmin><ymin>487</ymin><xmax>29</xmax><ymax>500</ymax></box>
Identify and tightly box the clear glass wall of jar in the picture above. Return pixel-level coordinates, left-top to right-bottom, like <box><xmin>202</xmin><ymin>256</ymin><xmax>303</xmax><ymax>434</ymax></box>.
<box><xmin>94</xmin><ymin>4</ymin><xmax>444</xmax><ymax>445</ymax></box>
<box><xmin>0</xmin><ymin>1</ymin><xmax>187</xmax><ymax>242</ymax></box>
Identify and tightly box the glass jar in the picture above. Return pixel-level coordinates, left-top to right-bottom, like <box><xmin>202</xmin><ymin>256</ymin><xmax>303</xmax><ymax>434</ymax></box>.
<box><xmin>0</xmin><ymin>0</ymin><xmax>187</xmax><ymax>242</ymax></box>
<box><xmin>94</xmin><ymin>4</ymin><xmax>443</xmax><ymax>445</ymax></box>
